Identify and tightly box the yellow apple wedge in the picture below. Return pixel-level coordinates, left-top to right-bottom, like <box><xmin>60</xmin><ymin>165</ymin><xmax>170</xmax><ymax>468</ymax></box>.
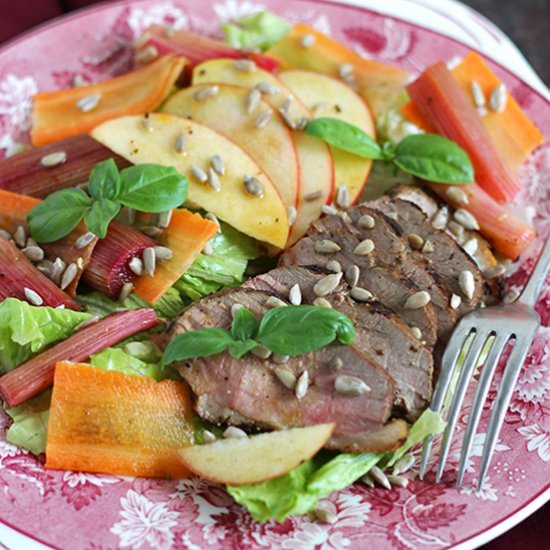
<box><xmin>161</xmin><ymin>84</ymin><xmax>299</xmax><ymax>210</ymax></box>
<box><xmin>192</xmin><ymin>59</ymin><xmax>334</xmax><ymax>245</ymax></box>
<box><xmin>179</xmin><ymin>423</ymin><xmax>334</xmax><ymax>485</ymax></box>
<box><xmin>279</xmin><ymin>69</ymin><xmax>376</xmax><ymax>204</ymax></box>
<box><xmin>91</xmin><ymin>114</ymin><xmax>288</xmax><ymax>248</ymax></box>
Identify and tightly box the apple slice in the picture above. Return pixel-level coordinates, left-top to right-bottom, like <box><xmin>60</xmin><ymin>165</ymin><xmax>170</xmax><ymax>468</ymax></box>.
<box><xmin>191</xmin><ymin>59</ymin><xmax>334</xmax><ymax>245</ymax></box>
<box><xmin>91</xmin><ymin>114</ymin><xmax>288</xmax><ymax>248</ymax></box>
<box><xmin>279</xmin><ymin>70</ymin><xmax>375</xmax><ymax>205</ymax></box>
<box><xmin>161</xmin><ymin>84</ymin><xmax>299</xmax><ymax>210</ymax></box>
<box><xmin>179</xmin><ymin>423</ymin><xmax>334</xmax><ymax>485</ymax></box>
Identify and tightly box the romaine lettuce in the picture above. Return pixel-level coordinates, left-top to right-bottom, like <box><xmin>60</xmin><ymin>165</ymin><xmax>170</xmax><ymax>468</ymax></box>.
<box><xmin>0</xmin><ymin>298</ymin><xmax>91</xmax><ymax>373</ymax></box>
<box><xmin>90</xmin><ymin>347</ymin><xmax>164</xmax><ymax>380</ymax></box>
<box><xmin>222</xmin><ymin>11</ymin><xmax>290</xmax><ymax>51</ymax></box>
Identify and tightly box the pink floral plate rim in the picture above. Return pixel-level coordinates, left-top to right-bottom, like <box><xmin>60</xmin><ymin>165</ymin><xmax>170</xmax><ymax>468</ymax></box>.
<box><xmin>0</xmin><ymin>1</ymin><xmax>549</xmax><ymax>549</ymax></box>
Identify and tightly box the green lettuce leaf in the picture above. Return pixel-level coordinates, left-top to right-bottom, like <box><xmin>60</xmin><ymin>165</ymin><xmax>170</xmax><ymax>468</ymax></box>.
<box><xmin>222</xmin><ymin>11</ymin><xmax>290</xmax><ymax>51</ymax></box>
<box><xmin>175</xmin><ymin>222</ymin><xmax>259</xmax><ymax>300</ymax></box>
<box><xmin>5</xmin><ymin>391</ymin><xmax>51</xmax><ymax>455</ymax></box>
<box><xmin>0</xmin><ymin>298</ymin><xmax>91</xmax><ymax>373</ymax></box>
<box><xmin>90</xmin><ymin>347</ymin><xmax>164</xmax><ymax>380</ymax></box>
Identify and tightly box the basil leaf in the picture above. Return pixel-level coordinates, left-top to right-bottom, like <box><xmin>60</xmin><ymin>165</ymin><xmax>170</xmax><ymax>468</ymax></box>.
<box><xmin>305</xmin><ymin>118</ymin><xmax>383</xmax><ymax>160</ymax></box>
<box><xmin>228</xmin><ymin>339</ymin><xmax>258</xmax><ymax>359</ymax></box>
<box><xmin>119</xmin><ymin>165</ymin><xmax>188</xmax><ymax>212</ymax></box>
<box><xmin>162</xmin><ymin>328</ymin><xmax>233</xmax><ymax>365</ymax></box>
<box><xmin>231</xmin><ymin>308</ymin><xmax>259</xmax><ymax>341</ymax></box>
<box><xmin>257</xmin><ymin>306</ymin><xmax>356</xmax><ymax>356</ymax></box>
<box><xmin>393</xmin><ymin>133</ymin><xmax>474</xmax><ymax>184</ymax></box>
<box><xmin>88</xmin><ymin>159</ymin><xmax>121</xmax><ymax>200</ymax></box>
<box><xmin>27</xmin><ymin>188</ymin><xmax>92</xmax><ymax>243</ymax></box>
<box><xmin>83</xmin><ymin>199</ymin><xmax>121</xmax><ymax>239</ymax></box>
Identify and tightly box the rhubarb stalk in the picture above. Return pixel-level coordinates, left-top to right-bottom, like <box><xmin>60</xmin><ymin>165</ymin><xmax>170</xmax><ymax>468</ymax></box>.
<box><xmin>0</xmin><ymin>309</ymin><xmax>159</xmax><ymax>407</ymax></box>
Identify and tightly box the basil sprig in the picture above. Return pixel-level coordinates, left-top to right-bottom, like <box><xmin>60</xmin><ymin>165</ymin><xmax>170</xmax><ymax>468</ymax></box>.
<box><xmin>162</xmin><ymin>305</ymin><xmax>356</xmax><ymax>366</ymax></box>
<box><xmin>28</xmin><ymin>159</ymin><xmax>189</xmax><ymax>243</ymax></box>
<box><xmin>305</xmin><ymin>117</ymin><xmax>474</xmax><ymax>184</ymax></box>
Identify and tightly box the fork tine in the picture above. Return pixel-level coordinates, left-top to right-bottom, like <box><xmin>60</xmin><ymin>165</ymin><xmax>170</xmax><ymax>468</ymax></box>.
<box><xmin>456</xmin><ymin>334</ymin><xmax>509</xmax><ymax>487</ymax></box>
<box><xmin>435</xmin><ymin>330</ymin><xmax>491</xmax><ymax>482</ymax></box>
<box><xmin>419</xmin><ymin>322</ymin><xmax>474</xmax><ymax>479</ymax></box>
<box><xmin>478</xmin><ymin>331</ymin><xmax>537</xmax><ymax>489</ymax></box>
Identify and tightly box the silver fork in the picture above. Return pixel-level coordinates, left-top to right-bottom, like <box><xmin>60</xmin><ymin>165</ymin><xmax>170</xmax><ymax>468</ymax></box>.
<box><xmin>419</xmin><ymin>236</ymin><xmax>550</xmax><ymax>489</ymax></box>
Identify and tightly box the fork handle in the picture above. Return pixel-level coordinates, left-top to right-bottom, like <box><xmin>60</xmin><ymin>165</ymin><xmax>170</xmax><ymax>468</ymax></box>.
<box><xmin>518</xmin><ymin>235</ymin><xmax>550</xmax><ymax>307</ymax></box>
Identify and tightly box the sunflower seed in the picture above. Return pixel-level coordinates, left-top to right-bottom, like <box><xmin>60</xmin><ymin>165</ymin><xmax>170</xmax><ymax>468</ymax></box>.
<box><xmin>207</xmin><ymin>168</ymin><xmax>221</xmax><ymax>192</ymax></box>
<box><xmin>72</xmin><ymin>74</ymin><xmax>87</xmax><ymax>87</ymax></box>
<box><xmin>191</xmin><ymin>164</ymin><xmax>208</xmax><ymax>183</ymax></box>
<box><xmin>74</xmin><ymin>231</ymin><xmax>96</xmax><ymax>249</ymax></box>
<box><xmin>76</xmin><ymin>256</ymin><xmax>84</xmax><ymax>270</ymax></box>
<box><xmin>280</xmin><ymin>95</ymin><xmax>293</xmax><ymax>113</ymax></box>
<box><xmin>289</xmin><ymin>283</ymin><xmax>302</xmax><ymax>305</ymax></box>
<box><xmin>205</xmin><ymin>212</ymin><xmax>220</xmax><ymax>229</ymax></box>
<box><xmin>335</xmin><ymin>375</ymin><xmax>371</xmax><ymax>395</ymax></box>
<box><xmin>446</xmin><ymin>186</ymin><xmax>469</xmax><ymax>205</ymax></box>
<box><xmin>338</xmin><ymin>63</ymin><xmax>354</xmax><ymax>79</ymax></box>
<box><xmin>0</xmin><ymin>229</ymin><xmax>11</xmax><ymax>240</ymax></box>
<box><xmin>392</xmin><ymin>453</ymin><xmax>415</xmax><ymax>475</ymax></box>
<box><xmin>463</xmin><ymin>238</ymin><xmax>478</xmax><ymax>256</ymax></box>
<box><xmin>350</xmin><ymin>286</ymin><xmax>373</xmax><ymax>302</ymax></box>
<box><xmin>279</xmin><ymin>108</ymin><xmax>297</xmax><ymax>129</ymax></box>
<box><xmin>141</xmin><ymin>226</ymin><xmax>163</xmax><ymax>237</ymax></box>
<box><xmin>322</xmin><ymin>204</ymin><xmax>338</xmax><ymax>215</ymax></box>
<box><xmin>422</xmin><ymin>240</ymin><xmax>434</xmax><ymax>254</ymax></box>
<box><xmin>410</xmin><ymin>326</ymin><xmax>422</xmax><ymax>339</ymax></box>
<box><xmin>26</xmin><ymin>237</ymin><xmax>38</xmax><ymax>249</ymax></box>
<box><xmin>295</xmin><ymin>370</ymin><xmax>309</xmax><ymax>400</ymax></box>
<box><xmin>313</xmin><ymin>272</ymin><xmax>343</xmax><ymax>297</ymax></box>
<box><xmin>76</xmin><ymin>92</ymin><xmax>101</xmax><ymax>112</ymax></box>
<box><xmin>387</xmin><ymin>474</ymin><xmax>409</xmax><ymax>488</ymax></box>
<box><xmin>450</xmin><ymin>293</ymin><xmax>462</xmax><ymax>310</ymax></box>
<box><xmin>313</xmin><ymin>297</ymin><xmax>332</xmax><ymax>308</ymax></box>
<box><xmin>326</xmin><ymin>260</ymin><xmax>342</xmax><ymax>273</ymax></box>
<box><xmin>37</xmin><ymin>261</ymin><xmax>53</xmax><ymax>276</ymax></box>
<box><xmin>470</xmin><ymin>80</ymin><xmax>486</xmax><ymax>107</ymax></box>
<box><xmin>60</xmin><ymin>263</ymin><xmax>78</xmax><ymax>290</ymax></box>
<box><xmin>385</xmin><ymin>211</ymin><xmax>399</xmax><ymax>221</ymax></box>
<box><xmin>210</xmin><ymin>154</ymin><xmax>225</xmax><ymax>176</ymax></box>
<box><xmin>142</xmin><ymin>113</ymin><xmax>154</xmax><ymax>132</ymax></box>
<box><xmin>128</xmin><ymin>256</ymin><xmax>144</xmax><ymax>276</ymax></box>
<box><xmin>447</xmin><ymin>221</ymin><xmax>465</xmax><ymax>239</ymax></box>
<box><xmin>223</xmin><ymin>426</ymin><xmax>248</xmax><ymax>439</ymax></box>
<box><xmin>369</xmin><ymin>465</ymin><xmax>391</xmax><ymax>489</ymax></box>
<box><xmin>233</xmin><ymin>59</ymin><xmax>256</xmax><ymax>72</ymax></box>
<box><xmin>404</xmin><ymin>290</ymin><xmax>431</xmax><ymax>309</ymax></box>
<box><xmin>300</xmin><ymin>33</ymin><xmax>315</xmax><ymax>48</ymax></box>
<box><xmin>74</xmin><ymin>314</ymin><xmax>101</xmax><ymax>331</ymax></box>
<box><xmin>13</xmin><ymin>225</ymin><xmax>26</xmax><ymax>247</ymax></box>
<box><xmin>142</xmin><ymin>247</ymin><xmax>156</xmax><ymax>276</ymax></box>
<box><xmin>431</xmin><ymin>206</ymin><xmax>449</xmax><ymax>230</ymax></box>
<box><xmin>294</xmin><ymin>116</ymin><xmax>310</xmax><ymax>131</ymax></box>
<box><xmin>331</xmin><ymin>357</ymin><xmax>343</xmax><ymax>370</ymax></box>
<box><xmin>265</xmin><ymin>296</ymin><xmax>288</xmax><ymax>308</ymax></box>
<box><xmin>244</xmin><ymin>88</ymin><xmax>262</xmax><ymax>114</ymax></box>
<box><xmin>357</xmin><ymin>214</ymin><xmax>375</xmax><ymax>229</ymax></box>
<box><xmin>203</xmin><ymin>241</ymin><xmax>214</xmax><ymax>256</ymax></box>
<box><xmin>231</xmin><ymin>303</ymin><xmax>244</xmax><ymax>318</ymax></box>
<box><xmin>23</xmin><ymin>246</ymin><xmax>44</xmax><ymax>262</ymax></box>
<box><xmin>50</xmin><ymin>257</ymin><xmax>66</xmax><ymax>285</ymax></box>
<box><xmin>174</xmin><ymin>132</ymin><xmax>186</xmax><ymax>153</ymax></box>
<box><xmin>314</xmin><ymin>239</ymin><xmax>341</xmax><ymax>254</ymax></box>
<box><xmin>345</xmin><ymin>264</ymin><xmax>360</xmax><ymax>287</ymax></box>
<box><xmin>134</xmin><ymin>45</ymin><xmax>158</xmax><ymax>64</ymax></box>
<box><xmin>459</xmin><ymin>270</ymin><xmax>475</xmax><ymax>300</ymax></box>
<box><xmin>273</xmin><ymin>354</ymin><xmax>290</xmax><ymax>364</ymax></box>
<box><xmin>454</xmin><ymin>208</ymin><xmax>479</xmax><ymax>230</ymax></box>
<box><xmin>503</xmin><ymin>288</ymin><xmax>519</xmax><ymax>304</ymax></box>
<box><xmin>336</xmin><ymin>184</ymin><xmax>350</xmax><ymax>209</ymax></box>
<box><xmin>153</xmin><ymin>246</ymin><xmax>173</xmax><ymax>262</ymax></box>
<box><xmin>353</xmin><ymin>239</ymin><xmax>375</xmax><ymax>256</ymax></box>
<box><xmin>361</xmin><ymin>474</ymin><xmax>375</xmax><ymax>488</ymax></box>
<box><xmin>484</xmin><ymin>265</ymin><xmax>506</xmax><ymax>279</ymax></box>
<box><xmin>251</xmin><ymin>344</ymin><xmax>272</xmax><ymax>359</ymax></box>
<box><xmin>40</xmin><ymin>151</ymin><xmax>67</xmax><ymax>167</ymax></box>
<box><xmin>118</xmin><ymin>282</ymin><xmax>134</xmax><ymax>301</ymax></box>
<box><xmin>313</xmin><ymin>504</ymin><xmax>336</xmax><ymax>524</ymax></box>
<box><xmin>305</xmin><ymin>190</ymin><xmax>323</xmax><ymax>202</ymax></box>
<box><xmin>243</xmin><ymin>175</ymin><xmax>264</xmax><ymax>198</ymax></box>
<box><xmin>23</xmin><ymin>287</ymin><xmax>43</xmax><ymax>306</ymax></box>
<box><xmin>407</xmin><ymin>233</ymin><xmax>424</xmax><ymax>250</ymax></box>
<box><xmin>489</xmin><ymin>83</ymin><xmax>507</xmax><ymax>113</ymax></box>
<box><xmin>287</xmin><ymin>206</ymin><xmax>297</xmax><ymax>226</ymax></box>
<box><xmin>275</xmin><ymin>367</ymin><xmax>296</xmax><ymax>390</ymax></box>
<box><xmin>256</xmin><ymin>81</ymin><xmax>279</xmax><ymax>95</ymax></box>
<box><xmin>255</xmin><ymin>110</ymin><xmax>272</xmax><ymax>128</ymax></box>
<box><xmin>203</xmin><ymin>430</ymin><xmax>217</xmax><ymax>444</ymax></box>
<box><xmin>477</xmin><ymin>105</ymin><xmax>488</xmax><ymax>117</ymax></box>
<box><xmin>193</xmin><ymin>85</ymin><xmax>219</xmax><ymax>101</ymax></box>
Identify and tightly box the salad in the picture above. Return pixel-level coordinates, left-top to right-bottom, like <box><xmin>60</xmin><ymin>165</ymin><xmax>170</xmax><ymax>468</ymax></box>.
<box><xmin>0</xmin><ymin>9</ymin><xmax>544</xmax><ymax>524</ymax></box>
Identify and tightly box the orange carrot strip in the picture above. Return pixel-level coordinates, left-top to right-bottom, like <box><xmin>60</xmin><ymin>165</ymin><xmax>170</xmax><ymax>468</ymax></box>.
<box><xmin>46</xmin><ymin>362</ymin><xmax>193</xmax><ymax>478</ymax></box>
<box><xmin>429</xmin><ymin>182</ymin><xmax>536</xmax><ymax>260</ymax></box>
<box><xmin>31</xmin><ymin>55</ymin><xmax>187</xmax><ymax>146</ymax></box>
<box><xmin>133</xmin><ymin>209</ymin><xmax>218</xmax><ymax>304</ymax></box>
